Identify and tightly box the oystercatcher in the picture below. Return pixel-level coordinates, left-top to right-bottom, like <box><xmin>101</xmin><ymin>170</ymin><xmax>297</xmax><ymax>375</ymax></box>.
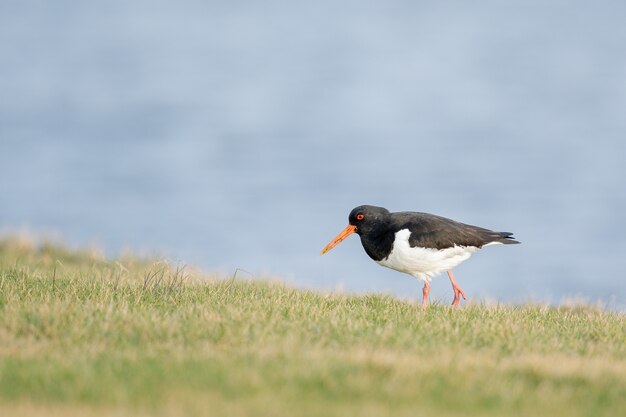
<box><xmin>321</xmin><ymin>205</ymin><xmax>519</xmax><ymax>308</ymax></box>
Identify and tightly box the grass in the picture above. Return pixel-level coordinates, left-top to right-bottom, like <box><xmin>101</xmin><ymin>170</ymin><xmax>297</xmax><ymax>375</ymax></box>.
<box><xmin>0</xmin><ymin>238</ymin><xmax>625</xmax><ymax>417</ymax></box>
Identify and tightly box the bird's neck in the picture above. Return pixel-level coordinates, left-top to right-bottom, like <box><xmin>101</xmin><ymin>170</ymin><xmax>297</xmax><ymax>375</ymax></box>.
<box><xmin>359</xmin><ymin>230</ymin><xmax>395</xmax><ymax>262</ymax></box>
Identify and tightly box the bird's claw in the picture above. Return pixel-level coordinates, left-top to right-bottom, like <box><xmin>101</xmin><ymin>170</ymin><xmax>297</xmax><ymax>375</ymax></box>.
<box><xmin>451</xmin><ymin>286</ymin><xmax>466</xmax><ymax>308</ymax></box>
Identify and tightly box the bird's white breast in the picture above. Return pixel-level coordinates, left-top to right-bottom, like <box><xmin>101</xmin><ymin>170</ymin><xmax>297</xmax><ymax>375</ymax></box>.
<box><xmin>375</xmin><ymin>229</ymin><xmax>479</xmax><ymax>281</ymax></box>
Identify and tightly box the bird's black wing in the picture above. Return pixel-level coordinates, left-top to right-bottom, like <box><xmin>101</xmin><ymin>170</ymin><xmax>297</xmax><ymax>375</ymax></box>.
<box><xmin>391</xmin><ymin>212</ymin><xmax>519</xmax><ymax>250</ymax></box>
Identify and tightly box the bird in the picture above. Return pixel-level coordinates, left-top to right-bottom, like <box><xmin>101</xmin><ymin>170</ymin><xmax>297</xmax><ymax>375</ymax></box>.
<box><xmin>321</xmin><ymin>205</ymin><xmax>519</xmax><ymax>308</ymax></box>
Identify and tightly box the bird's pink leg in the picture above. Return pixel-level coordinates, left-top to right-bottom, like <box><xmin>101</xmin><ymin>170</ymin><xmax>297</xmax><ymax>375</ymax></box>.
<box><xmin>421</xmin><ymin>281</ymin><xmax>431</xmax><ymax>309</ymax></box>
<box><xmin>447</xmin><ymin>270</ymin><xmax>467</xmax><ymax>308</ymax></box>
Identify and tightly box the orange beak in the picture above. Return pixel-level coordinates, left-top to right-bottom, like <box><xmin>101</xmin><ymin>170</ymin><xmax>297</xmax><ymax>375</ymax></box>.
<box><xmin>320</xmin><ymin>225</ymin><xmax>357</xmax><ymax>254</ymax></box>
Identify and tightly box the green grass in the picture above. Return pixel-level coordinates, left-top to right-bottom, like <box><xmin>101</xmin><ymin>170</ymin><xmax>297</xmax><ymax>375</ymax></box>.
<box><xmin>0</xmin><ymin>238</ymin><xmax>625</xmax><ymax>417</ymax></box>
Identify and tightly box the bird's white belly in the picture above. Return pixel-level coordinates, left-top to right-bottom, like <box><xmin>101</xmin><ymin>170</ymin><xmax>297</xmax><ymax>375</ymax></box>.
<box><xmin>375</xmin><ymin>229</ymin><xmax>479</xmax><ymax>281</ymax></box>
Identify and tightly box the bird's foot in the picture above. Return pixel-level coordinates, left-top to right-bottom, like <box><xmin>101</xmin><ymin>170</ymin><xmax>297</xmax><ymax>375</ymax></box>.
<box><xmin>447</xmin><ymin>270</ymin><xmax>466</xmax><ymax>308</ymax></box>
<box><xmin>451</xmin><ymin>285</ymin><xmax>467</xmax><ymax>308</ymax></box>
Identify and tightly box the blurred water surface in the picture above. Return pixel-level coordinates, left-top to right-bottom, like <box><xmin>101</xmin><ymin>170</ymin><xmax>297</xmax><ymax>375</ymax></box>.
<box><xmin>1</xmin><ymin>1</ymin><xmax>625</xmax><ymax>306</ymax></box>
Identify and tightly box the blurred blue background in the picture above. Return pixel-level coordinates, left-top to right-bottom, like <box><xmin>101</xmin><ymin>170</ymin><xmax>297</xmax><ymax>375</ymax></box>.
<box><xmin>1</xmin><ymin>1</ymin><xmax>625</xmax><ymax>307</ymax></box>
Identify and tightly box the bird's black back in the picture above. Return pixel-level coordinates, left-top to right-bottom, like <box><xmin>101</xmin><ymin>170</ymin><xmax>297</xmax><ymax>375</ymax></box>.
<box><xmin>391</xmin><ymin>212</ymin><xmax>519</xmax><ymax>250</ymax></box>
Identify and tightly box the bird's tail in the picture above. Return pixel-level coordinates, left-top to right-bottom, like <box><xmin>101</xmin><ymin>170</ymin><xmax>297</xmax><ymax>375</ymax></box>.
<box><xmin>493</xmin><ymin>232</ymin><xmax>520</xmax><ymax>244</ymax></box>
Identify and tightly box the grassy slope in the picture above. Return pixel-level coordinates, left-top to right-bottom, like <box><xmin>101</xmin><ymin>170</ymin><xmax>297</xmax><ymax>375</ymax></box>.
<box><xmin>0</xmin><ymin>239</ymin><xmax>625</xmax><ymax>417</ymax></box>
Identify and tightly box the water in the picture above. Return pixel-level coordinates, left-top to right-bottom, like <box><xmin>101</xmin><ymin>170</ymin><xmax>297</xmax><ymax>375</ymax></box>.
<box><xmin>2</xmin><ymin>1</ymin><xmax>625</xmax><ymax>307</ymax></box>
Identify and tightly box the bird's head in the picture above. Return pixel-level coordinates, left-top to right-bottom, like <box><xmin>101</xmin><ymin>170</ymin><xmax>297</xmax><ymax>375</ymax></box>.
<box><xmin>321</xmin><ymin>205</ymin><xmax>390</xmax><ymax>254</ymax></box>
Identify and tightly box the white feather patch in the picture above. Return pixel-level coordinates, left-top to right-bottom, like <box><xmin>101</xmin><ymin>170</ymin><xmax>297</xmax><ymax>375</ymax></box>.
<box><xmin>375</xmin><ymin>229</ymin><xmax>479</xmax><ymax>282</ymax></box>
<box><xmin>482</xmin><ymin>241</ymin><xmax>503</xmax><ymax>247</ymax></box>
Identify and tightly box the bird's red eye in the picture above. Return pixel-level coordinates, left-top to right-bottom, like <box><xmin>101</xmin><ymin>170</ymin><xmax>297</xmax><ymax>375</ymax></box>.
<box><xmin>356</xmin><ymin>214</ymin><xmax>364</xmax><ymax>220</ymax></box>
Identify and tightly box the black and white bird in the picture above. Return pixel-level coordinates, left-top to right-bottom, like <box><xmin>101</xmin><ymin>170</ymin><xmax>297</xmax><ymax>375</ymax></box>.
<box><xmin>321</xmin><ymin>205</ymin><xmax>519</xmax><ymax>308</ymax></box>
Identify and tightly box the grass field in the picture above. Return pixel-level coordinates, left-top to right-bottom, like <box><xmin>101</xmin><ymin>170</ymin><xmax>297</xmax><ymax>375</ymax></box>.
<box><xmin>0</xmin><ymin>238</ymin><xmax>625</xmax><ymax>417</ymax></box>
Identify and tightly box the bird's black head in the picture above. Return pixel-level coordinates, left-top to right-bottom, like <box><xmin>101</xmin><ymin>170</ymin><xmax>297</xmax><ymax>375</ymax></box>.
<box><xmin>348</xmin><ymin>205</ymin><xmax>391</xmax><ymax>236</ymax></box>
<box><xmin>320</xmin><ymin>205</ymin><xmax>391</xmax><ymax>255</ymax></box>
